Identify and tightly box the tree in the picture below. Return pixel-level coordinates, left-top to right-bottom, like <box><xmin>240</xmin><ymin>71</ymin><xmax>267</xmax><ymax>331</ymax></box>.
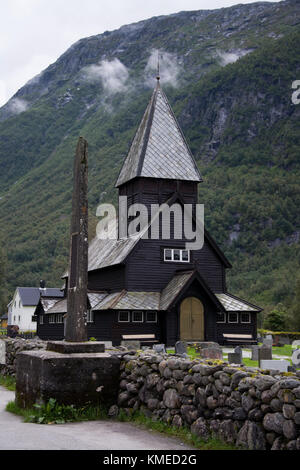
<box><xmin>0</xmin><ymin>234</ymin><xmax>8</xmax><ymax>314</ymax></box>
<box><xmin>288</xmin><ymin>276</ymin><xmax>300</xmax><ymax>331</ymax></box>
<box><xmin>263</xmin><ymin>304</ymin><xmax>287</xmax><ymax>331</ymax></box>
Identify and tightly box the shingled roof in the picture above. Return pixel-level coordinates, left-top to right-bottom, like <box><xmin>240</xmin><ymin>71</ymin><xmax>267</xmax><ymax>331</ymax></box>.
<box><xmin>115</xmin><ymin>80</ymin><xmax>202</xmax><ymax>187</ymax></box>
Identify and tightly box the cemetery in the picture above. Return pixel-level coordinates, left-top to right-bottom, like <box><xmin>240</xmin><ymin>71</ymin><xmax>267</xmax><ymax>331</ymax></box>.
<box><xmin>1</xmin><ymin>335</ymin><xmax>300</xmax><ymax>450</ymax></box>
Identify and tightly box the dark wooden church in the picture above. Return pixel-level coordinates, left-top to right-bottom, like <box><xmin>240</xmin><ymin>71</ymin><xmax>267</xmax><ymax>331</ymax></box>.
<box><xmin>35</xmin><ymin>79</ymin><xmax>262</xmax><ymax>346</ymax></box>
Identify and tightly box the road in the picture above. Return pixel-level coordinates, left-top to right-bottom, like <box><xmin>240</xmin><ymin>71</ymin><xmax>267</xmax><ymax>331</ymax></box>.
<box><xmin>0</xmin><ymin>387</ymin><xmax>193</xmax><ymax>451</ymax></box>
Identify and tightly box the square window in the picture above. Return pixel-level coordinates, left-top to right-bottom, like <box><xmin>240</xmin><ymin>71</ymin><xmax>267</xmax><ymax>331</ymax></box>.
<box><xmin>228</xmin><ymin>312</ymin><xmax>238</xmax><ymax>323</ymax></box>
<box><xmin>49</xmin><ymin>314</ymin><xmax>56</xmax><ymax>324</ymax></box>
<box><xmin>146</xmin><ymin>311</ymin><xmax>157</xmax><ymax>323</ymax></box>
<box><xmin>241</xmin><ymin>312</ymin><xmax>251</xmax><ymax>324</ymax></box>
<box><xmin>173</xmin><ymin>249</ymin><xmax>180</xmax><ymax>261</ymax></box>
<box><xmin>181</xmin><ymin>250</ymin><xmax>189</xmax><ymax>262</ymax></box>
<box><xmin>132</xmin><ymin>311</ymin><xmax>143</xmax><ymax>323</ymax></box>
<box><xmin>216</xmin><ymin>312</ymin><xmax>226</xmax><ymax>323</ymax></box>
<box><xmin>118</xmin><ymin>311</ymin><xmax>130</xmax><ymax>323</ymax></box>
<box><xmin>56</xmin><ymin>314</ymin><xmax>63</xmax><ymax>324</ymax></box>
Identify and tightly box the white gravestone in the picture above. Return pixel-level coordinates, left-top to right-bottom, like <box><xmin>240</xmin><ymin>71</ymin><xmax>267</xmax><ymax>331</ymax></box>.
<box><xmin>260</xmin><ymin>359</ymin><xmax>290</xmax><ymax>372</ymax></box>
<box><xmin>292</xmin><ymin>349</ymin><xmax>300</xmax><ymax>368</ymax></box>
<box><xmin>0</xmin><ymin>340</ymin><xmax>6</xmax><ymax>365</ymax></box>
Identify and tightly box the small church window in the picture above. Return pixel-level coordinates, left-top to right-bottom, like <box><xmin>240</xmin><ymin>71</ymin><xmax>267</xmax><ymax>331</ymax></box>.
<box><xmin>132</xmin><ymin>311</ymin><xmax>144</xmax><ymax>323</ymax></box>
<box><xmin>49</xmin><ymin>314</ymin><xmax>56</xmax><ymax>324</ymax></box>
<box><xmin>87</xmin><ymin>309</ymin><xmax>94</xmax><ymax>323</ymax></box>
<box><xmin>40</xmin><ymin>315</ymin><xmax>44</xmax><ymax>325</ymax></box>
<box><xmin>164</xmin><ymin>248</ymin><xmax>190</xmax><ymax>263</ymax></box>
<box><xmin>56</xmin><ymin>314</ymin><xmax>63</xmax><ymax>324</ymax></box>
<box><xmin>241</xmin><ymin>312</ymin><xmax>251</xmax><ymax>323</ymax></box>
<box><xmin>118</xmin><ymin>311</ymin><xmax>130</xmax><ymax>322</ymax></box>
<box><xmin>216</xmin><ymin>312</ymin><xmax>226</xmax><ymax>323</ymax></box>
<box><xmin>146</xmin><ymin>311</ymin><xmax>157</xmax><ymax>323</ymax></box>
<box><xmin>228</xmin><ymin>312</ymin><xmax>238</xmax><ymax>323</ymax></box>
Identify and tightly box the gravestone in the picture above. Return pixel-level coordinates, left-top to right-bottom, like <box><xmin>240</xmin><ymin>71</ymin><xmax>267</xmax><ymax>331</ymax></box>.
<box><xmin>153</xmin><ymin>344</ymin><xmax>166</xmax><ymax>354</ymax></box>
<box><xmin>200</xmin><ymin>346</ymin><xmax>223</xmax><ymax>360</ymax></box>
<box><xmin>260</xmin><ymin>359</ymin><xmax>290</xmax><ymax>372</ymax></box>
<box><xmin>121</xmin><ymin>340</ymin><xmax>140</xmax><ymax>350</ymax></box>
<box><xmin>228</xmin><ymin>349</ymin><xmax>243</xmax><ymax>364</ymax></box>
<box><xmin>292</xmin><ymin>349</ymin><xmax>300</xmax><ymax>368</ymax></box>
<box><xmin>0</xmin><ymin>339</ymin><xmax>5</xmax><ymax>365</ymax></box>
<box><xmin>175</xmin><ymin>341</ymin><xmax>187</xmax><ymax>355</ymax></box>
<box><xmin>251</xmin><ymin>345</ymin><xmax>259</xmax><ymax>361</ymax></box>
<box><xmin>258</xmin><ymin>344</ymin><xmax>272</xmax><ymax>367</ymax></box>
<box><xmin>263</xmin><ymin>336</ymin><xmax>273</xmax><ymax>347</ymax></box>
<box><xmin>292</xmin><ymin>340</ymin><xmax>300</xmax><ymax>350</ymax></box>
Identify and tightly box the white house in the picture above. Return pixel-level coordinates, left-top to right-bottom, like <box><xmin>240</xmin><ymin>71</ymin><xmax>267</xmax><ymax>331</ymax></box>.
<box><xmin>10</xmin><ymin>286</ymin><xmax>63</xmax><ymax>332</ymax></box>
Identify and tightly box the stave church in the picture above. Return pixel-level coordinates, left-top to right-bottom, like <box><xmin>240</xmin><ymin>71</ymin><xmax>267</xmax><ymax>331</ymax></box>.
<box><xmin>35</xmin><ymin>76</ymin><xmax>262</xmax><ymax>347</ymax></box>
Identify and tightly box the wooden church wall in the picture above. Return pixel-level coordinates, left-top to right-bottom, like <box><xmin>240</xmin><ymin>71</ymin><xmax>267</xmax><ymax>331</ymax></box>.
<box><xmin>125</xmin><ymin>237</ymin><xmax>225</xmax><ymax>293</ymax></box>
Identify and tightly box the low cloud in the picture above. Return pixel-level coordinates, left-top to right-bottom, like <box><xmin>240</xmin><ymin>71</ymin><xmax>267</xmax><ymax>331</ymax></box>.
<box><xmin>216</xmin><ymin>49</ymin><xmax>252</xmax><ymax>66</ymax></box>
<box><xmin>82</xmin><ymin>58</ymin><xmax>129</xmax><ymax>94</ymax></box>
<box><xmin>8</xmin><ymin>97</ymin><xmax>29</xmax><ymax>115</ymax></box>
<box><xmin>145</xmin><ymin>49</ymin><xmax>181</xmax><ymax>88</ymax></box>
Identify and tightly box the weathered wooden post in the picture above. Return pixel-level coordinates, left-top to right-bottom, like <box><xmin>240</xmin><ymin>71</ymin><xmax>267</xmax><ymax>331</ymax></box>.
<box><xmin>65</xmin><ymin>137</ymin><xmax>88</xmax><ymax>342</ymax></box>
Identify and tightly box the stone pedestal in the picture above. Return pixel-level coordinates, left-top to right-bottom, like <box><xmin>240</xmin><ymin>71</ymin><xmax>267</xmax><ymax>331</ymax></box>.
<box><xmin>16</xmin><ymin>343</ymin><xmax>120</xmax><ymax>409</ymax></box>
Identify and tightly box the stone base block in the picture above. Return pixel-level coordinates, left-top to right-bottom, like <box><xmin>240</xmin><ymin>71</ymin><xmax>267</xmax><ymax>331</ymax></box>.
<box><xmin>47</xmin><ymin>341</ymin><xmax>105</xmax><ymax>354</ymax></box>
<box><xmin>16</xmin><ymin>349</ymin><xmax>120</xmax><ymax>409</ymax></box>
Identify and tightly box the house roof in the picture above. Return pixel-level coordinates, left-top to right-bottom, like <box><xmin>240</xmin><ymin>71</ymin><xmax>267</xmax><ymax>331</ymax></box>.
<box><xmin>115</xmin><ymin>80</ymin><xmax>202</xmax><ymax>187</ymax></box>
<box><xmin>17</xmin><ymin>287</ymin><xmax>64</xmax><ymax>307</ymax></box>
<box><xmin>45</xmin><ymin>273</ymin><xmax>261</xmax><ymax>314</ymax></box>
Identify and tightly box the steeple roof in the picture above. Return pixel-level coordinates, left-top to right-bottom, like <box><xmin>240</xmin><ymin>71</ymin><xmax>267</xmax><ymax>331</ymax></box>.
<box><xmin>115</xmin><ymin>80</ymin><xmax>202</xmax><ymax>187</ymax></box>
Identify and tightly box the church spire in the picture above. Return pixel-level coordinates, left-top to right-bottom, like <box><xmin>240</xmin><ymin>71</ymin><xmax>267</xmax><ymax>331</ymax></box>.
<box><xmin>115</xmin><ymin>78</ymin><xmax>202</xmax><ymax>188</ymax></box>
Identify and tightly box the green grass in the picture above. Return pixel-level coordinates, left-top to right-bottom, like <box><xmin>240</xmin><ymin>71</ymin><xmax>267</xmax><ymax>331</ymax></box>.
<box><xmin>117</xmin><ymin>409</ymin><xmax>237</xmax><ymax>450</ymax></box>
<box><xmin>0</xmin><ymin>374</ymin><xmax>16</xmax><ymax>391</ymax></box>
<box><xmin>6</xmin><ymin>398</ymin><xmax>108</xmax><ymax>424</ymax></box>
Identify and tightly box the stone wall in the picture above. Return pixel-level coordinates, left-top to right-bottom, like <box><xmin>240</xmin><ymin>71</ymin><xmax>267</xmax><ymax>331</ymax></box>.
<box><xmin>0</xmin><ymin>337</ymin><xmax>46</xmax><ymax>377</ymax></box>
<box><xmin>114</xmin><ymin>350</ymin><xmax>300</xmax><ymax>450</ymax></box>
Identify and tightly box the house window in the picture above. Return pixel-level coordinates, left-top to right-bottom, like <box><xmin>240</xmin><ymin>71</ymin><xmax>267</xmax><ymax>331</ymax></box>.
<box><xmin>40</xmin><ymin>315</ymin><xmax>44</xmax><ymax>325</ymax></box>
<box><xmin>13</xmin><ymin>316</ymin><xmax>16</xmax><ymax>322</ymax></box>
<box><xmin>241</xmin><ymin>312</ymin><xmax>251</xmax><ymax>324</ymax></box>
<box><xmin>118</xmin><ymin>311</ymin><xmax>130</xmax><ymax>323</ymax></box>
<box><xmin>228</xmin><ymin>312</ymin><xmax>238</xmax><ymax>323</ymax></box>
<box><xmin>49</xmin><ymin>314</ymin><xmax>56</xmax><ymax>324</ymax></box>
<box><xmin>87</xmin><ymin>309</ymin><xmax>94</xmax><ymax>323</ymax></box>
<box><xmin>146</xmin><ymin>311</ymin><xmax>157</xmax><ymax>323</ymax></box>
<box><xmin>18</xmin><ymin>316</ymin><xmax>21</xmax><ymax>322</ymax></box>
<box><xmin>132</xmin><ymin>311</ymin><xmax>144</xmax><ymax>323</ymax></box>
<box><xmin>216</xmin><ymin>312</ymin><xmax>226</xmax><ymax>323</ymax></box>
<box><xmin>164</xmin><ymin>248</ymin><xmax>190</xmax><ymax>263</ymax></box>
<box><xmin>56</xmin><ymin>314</ymin><xmax>63</xmax><ymax>324</ymax></box>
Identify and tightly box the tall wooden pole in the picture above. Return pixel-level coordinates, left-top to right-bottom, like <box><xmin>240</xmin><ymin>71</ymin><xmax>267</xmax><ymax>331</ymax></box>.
<box><xmin>65</xmin><ymin>137</ymin><xmax>88</xmax><ymax>342</ymax></box>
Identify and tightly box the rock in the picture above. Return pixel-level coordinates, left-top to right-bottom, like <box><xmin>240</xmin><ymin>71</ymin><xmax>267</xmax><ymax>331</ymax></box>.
<box><xmin>253</xmin><ymin>375</ymin><xmax>276</xmax><ymax>391</ymax></box>
<box><xmin>294</xmin><ymin>411</ymin><xmax>300</xmax><ymax>425</ymax></box>
<box><xmin>108</xmin><ymin>405</ymin><xmax>119</xmax><ymax>418</ymax></box>
<box><xmin>172</xmin><ymin>415</ymin><xmax>183</xmax><ymax>427</ymax></box>
<box><xmin>206</xmin><ymin>396</ymin><xmax>218</xmax><ymax>409</ymax></box>
<box><xmin>191</xmin><ymin>417</ymin><xmax>210</xmax><ymax>441</ymax></box>
<box><xmin>279</xmin><ymin>378</ymin><xmax>300</xmax><ymax>389</ymax></box>
<box><xmin>263</xmin><ymin>412</ymin><xmax>284</xmax><ymax>434</ymax></box>
<box><xmin>218</xmin><ymin>420</ymin><xmax>238</xmax><ymax>445</ymax></box>
<box><xmin>195</xmin><ymin>387</ymin><xmax>207</xmax><ymax>407</ymax></box>
<box><xmin>270</xmin><ymin>398</ymin><xmax>282</xmax><ymax>412</ymax></box>
<box><xmin>271</xmin><ymin>437</ymin><xmax>285</xmax><ymax>450</ymax></box>
<box><xmin>181</xmin><ymin>405</ymin><xmax>198</xmax><ymax>424</ymax></box>
<box><xmin>241</xmin><ymin>394</ymin><xmax>255</xmax><ymax>413</ymax></box>
<box><xmin>163</xmin><ymin>389</ymin><xmax>180</xmax><ymax>409</ymax></box>
<box><xmin>248</xmin><ymin>408</ymin><xmax>264</xmax><ymax>422</ymax></box>
<box><xmin>282</xmin><ymin>419</ymin><xmax>297</xmax><ymax>440</ymax></box>
<box><xmin>236</xmin><ymin>421</ymin><xmax>266</xmax><ymax>450</ymax></box>
<box><xmin>282</xmin><ymin>404</ymin><xmax>296</xmax><ymax>419</ymax></box>
<box><xmin>147</xmin><ymin>398</ymin><xmax>160</xmax><ymax>411</ymax></box>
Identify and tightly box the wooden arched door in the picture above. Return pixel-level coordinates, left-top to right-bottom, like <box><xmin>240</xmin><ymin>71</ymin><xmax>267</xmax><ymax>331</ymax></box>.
<box><xmin>180</xmin><ymin>297</ymin><xmax>204</xmax><ymax>341</ymax></box>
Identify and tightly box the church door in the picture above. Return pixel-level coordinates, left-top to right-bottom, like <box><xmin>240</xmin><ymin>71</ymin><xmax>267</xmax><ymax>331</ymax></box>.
<box><xmin>180</xmin><ymin>297</ymin><xmax>204</xmax><ymax>341</ymax></box>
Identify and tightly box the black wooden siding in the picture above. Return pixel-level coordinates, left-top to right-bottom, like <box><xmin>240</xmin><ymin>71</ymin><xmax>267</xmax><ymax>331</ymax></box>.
<box><xmin>125</xmin><ymin>237</ymin><xmax>225</xmax><ymax>293</ymax></box>
<box><xmin>88</xmin><ymin>266</ymin><xmax>125</xmax><ymax>292</ymax></box>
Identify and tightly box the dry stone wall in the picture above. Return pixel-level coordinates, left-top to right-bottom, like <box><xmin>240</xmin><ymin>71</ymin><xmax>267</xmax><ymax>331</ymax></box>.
<box><xmin>114</xmin><ymin>350</ymin><xmax>300</xmax><ymax>450</ymax></box>
<box><xmin>0</xmin><ymin>337</ymin><xmax>46</xmax><ymax>377</ymax></box>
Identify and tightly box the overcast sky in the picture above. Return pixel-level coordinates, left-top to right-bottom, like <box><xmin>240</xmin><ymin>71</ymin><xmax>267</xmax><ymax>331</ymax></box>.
<box><xmin>0</xmin><ymin>0</ymin><xmax>280</xmax><ymax>107</ymax></box>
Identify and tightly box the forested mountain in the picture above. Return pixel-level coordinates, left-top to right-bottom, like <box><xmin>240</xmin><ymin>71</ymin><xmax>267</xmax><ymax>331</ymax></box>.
<box><xmin>0</xmin><ymin>0</ymin><xmax>299</xmax><ymax>324</ymax></box>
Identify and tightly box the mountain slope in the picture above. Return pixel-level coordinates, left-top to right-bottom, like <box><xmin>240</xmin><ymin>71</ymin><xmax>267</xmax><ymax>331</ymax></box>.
<box><xmin>0</xmin><ymin>0</ymin><xmax>299</xmax><ymax>317</ymax></box>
